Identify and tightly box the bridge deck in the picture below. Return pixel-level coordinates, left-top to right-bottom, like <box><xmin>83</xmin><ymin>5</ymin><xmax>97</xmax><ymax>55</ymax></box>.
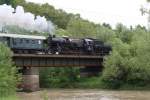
<box><xmin>13</xmin><ymin>54</ymin><xmax>103</xmax><ymax>67</ymax></box>
<box><xmin>13</xmin><ymin>54</ymin><xmax>103</xmax><ymax>58</ymax></box>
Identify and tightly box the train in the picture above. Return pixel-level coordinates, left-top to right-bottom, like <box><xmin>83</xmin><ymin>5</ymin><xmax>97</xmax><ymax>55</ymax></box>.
<box><xmin>0</xmin><ymin>33</ymin><xmax>111</xmax><ymax>55</ymax></box>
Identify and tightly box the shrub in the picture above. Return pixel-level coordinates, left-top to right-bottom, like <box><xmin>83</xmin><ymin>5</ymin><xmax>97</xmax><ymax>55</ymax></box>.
<box><xmin>39</xmin><ymin>67</ymin><xmax>80</xmax><ymax>88</ymax></box>
<box><xmin>101</xmin><ymin>28</ymin><xmax>150</xmax><ymax>89</ymax></box>
<box><xmin>0</xmin><ymin>43</ymin><xmax>19</xmax><ymax>97</ymax></box>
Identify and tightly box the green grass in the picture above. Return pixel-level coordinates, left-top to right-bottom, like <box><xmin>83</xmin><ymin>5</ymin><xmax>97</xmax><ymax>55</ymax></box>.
<box><xmin>119</xmin><ymin>83</ymin><xmax>150</xmax><ymax>90</ymax></box>
<box><xmin>0</xmin><ymin>95</ymin><xmax>18</xmax><ymax>100</ymax></box>
<box><xmin>75</xmin><ymin>77</ymin><xmax>104</xmax><ymax>88</ymax></box>
<box><xmin>41</xmin><ymin>90</ymin><xmax>49</xmax><ymax>100</ymax></box>
<box><xmin>41</xmin><ymin>76</ymin><xmax>150</xmax><ymax>90</ymax></box>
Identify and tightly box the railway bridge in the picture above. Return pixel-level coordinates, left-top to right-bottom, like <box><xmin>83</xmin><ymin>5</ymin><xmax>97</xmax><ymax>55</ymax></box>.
<box><xmin>13</xmin><ymin>54</ymin><xmax>104</xmax><ymax>91</ymax></box>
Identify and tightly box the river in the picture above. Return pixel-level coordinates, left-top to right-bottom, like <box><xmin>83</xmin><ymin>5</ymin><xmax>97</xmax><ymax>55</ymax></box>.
<box><xmin>17</xmin><ymin>89</ymin><xmax>150</xmax><ymax>100</ymax></box>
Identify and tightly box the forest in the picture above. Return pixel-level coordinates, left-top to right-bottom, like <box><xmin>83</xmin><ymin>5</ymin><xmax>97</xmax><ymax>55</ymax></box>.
<box><xmin>0</xmin><ymin>0</ymin><xmax>150</xmax><ymax>98</ymax></box>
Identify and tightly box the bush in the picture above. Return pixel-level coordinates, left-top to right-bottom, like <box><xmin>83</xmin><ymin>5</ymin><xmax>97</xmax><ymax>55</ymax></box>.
<box><xmin>101</xmin><ymin>27</ymin><xmax>150</xmax><ymax>89</ymax></box>
<box><xmin>0</xmin><ymin>43</ymin><xmax>19</xmax><ymax>97</ymax></box>
<box><xmin>39</xmin><ymin>67</ymin><xmax>80</xmax><ymax>88</ymax></box>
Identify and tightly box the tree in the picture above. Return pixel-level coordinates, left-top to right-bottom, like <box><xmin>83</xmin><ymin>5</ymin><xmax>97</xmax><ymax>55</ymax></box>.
<box><xmin>0</xmin><ymin>43</ymin><xmax>19</xmax><ymax>97</ymax></box>
<box><xmin>22</xmin><ymin>2</ymin><xmax>72</xmax><ymax>29</ymax></box>
<box><xmin>102</xmin><ymin>23</ymin><xmax>112</xmax><ymax>29</ymax></box>
<box><xmin>102</xmin><ymin>23</ymin><xmax>150</xmax><ymax>88</ymax></box>
<box><xmin>96</xmin><ymin>25</ymin><xmax>116</xmax><ymax>42</ymax></box>
<box><xmin>102</xmin><ymin>38</ymin><xmax>130</xmax><ymax>88</ymax></box>
<box><xmin>0</xmin><ymin>0</ymin><xmax>12</xmax><ymax>5</ymax></box>
<box><xmin>40</xmin><ymin>67</ymin><xmax>79</xmax><ymax>88</ymax></box>
<box><xmin>55</xmin><ymin>28</ymin><xmax>70</xmax><ymax>37</ymax></box>
<box><xmin>67</xmin><ymin>17</ymin><xmax>97</xmax><ymax>38</ymax></box>
<box><xmin>0</xmin><ymin>0</ymin><xmax>24</xmax><ymax>6</ymax></box>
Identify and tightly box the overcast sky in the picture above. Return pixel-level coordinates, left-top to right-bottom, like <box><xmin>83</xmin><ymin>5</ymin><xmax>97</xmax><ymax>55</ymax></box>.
<box><xmin>26</xmin><ymin>0</ymin><xmax>149</xmax><ymax>28</ymax></box>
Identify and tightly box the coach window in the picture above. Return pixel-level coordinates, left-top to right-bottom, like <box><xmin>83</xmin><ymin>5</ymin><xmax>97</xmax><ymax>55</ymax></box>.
<box><xmin>20</xmin><ymin>39</ymin><xmax>23</xmax><ymax>43</ymax></box>
<box><xmin>26</xmin><ymin>39</ymin><xmax>29</xmax><ymax>43</ymax></box>
<box><xmin>13</xmin><ymin>39</ymin><xmax>16</xmax><ymax>45</ymax></box>
<box><xmin>32</xmin><ymin>40</ymin><xmax>35</xmax><ymax>44</ymax></box>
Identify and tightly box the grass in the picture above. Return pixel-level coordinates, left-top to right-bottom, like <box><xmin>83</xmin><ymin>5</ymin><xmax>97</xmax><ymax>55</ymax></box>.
<box><xmin>41</xmin><ymin>90</ymin><xmax>49</xmax><ymax>100</ymax></box>
<box><xmin>119</xmin><ymin>83</ymin><xmax>150</xmax><ymax>90</ymax></box>
<box><xmin>41</xmin><ymin>76</ymin><xmax>150</xmax><ymax>90</ymax></box>
<box><xmin>0</xmin><ymin>95</ymin><xmax>18</xmax><ymax>100</ymax></box>
<box><xmin>75</xmin><ymin>77</ymin><xmax>104</xmax><ymax>89</ymax></box>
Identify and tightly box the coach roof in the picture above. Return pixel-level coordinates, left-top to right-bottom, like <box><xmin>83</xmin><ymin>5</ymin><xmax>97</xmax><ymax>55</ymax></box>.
<box><xmin>0</xmin><ymin>33</ymin><xmax>46</xmax><ymax>40</ymax></box>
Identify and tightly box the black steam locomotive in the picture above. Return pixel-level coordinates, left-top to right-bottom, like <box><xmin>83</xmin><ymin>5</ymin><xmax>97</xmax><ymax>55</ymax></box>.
<box><xmin>0</xmin><ymin>33</ymin><xmax>111</xmax><ymax>55</ymax></box>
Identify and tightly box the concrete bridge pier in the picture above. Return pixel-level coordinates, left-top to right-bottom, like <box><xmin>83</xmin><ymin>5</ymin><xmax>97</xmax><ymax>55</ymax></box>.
<box><xmin>22</xmin><ymin>67</ymin><xmax>40</xmax><ymax>91</ymax></box>
<box><xmin>80</xmin><ymin>66</ymin><xmax>102</xmax><ymax>77</ymax></box>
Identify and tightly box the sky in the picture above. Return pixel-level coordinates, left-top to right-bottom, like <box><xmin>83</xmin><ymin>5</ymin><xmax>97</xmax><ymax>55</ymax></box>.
<box><xmin>25</xmin><ymin>0</ymin><xmax>149</xmax><ymax>28</ymax></box>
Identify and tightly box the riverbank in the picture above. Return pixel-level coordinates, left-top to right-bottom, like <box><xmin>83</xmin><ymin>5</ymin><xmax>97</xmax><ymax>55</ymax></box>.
<box><xmin>17</xmin><ymin>89</ymin><xmax>150</xmax><ymax>100</ymax></box>
<box><xmin>76</xmin><ymin>77</ymin><xmax>150</xmax><ymax>90</ymax></box>
<box><xmin>41</xmin><ymin>76</ymin><xmax>150</xmax><ymax>90</ymax></box>
<box><xmin>1</xmin><ymin>95</ymin><xmax>18</xmax><ymax>100</ymax></box>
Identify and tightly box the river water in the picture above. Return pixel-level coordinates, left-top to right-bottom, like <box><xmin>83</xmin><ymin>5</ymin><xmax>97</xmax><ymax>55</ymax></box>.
<box><xmin>17</xmin><ymin>89</ymin><xmax>150</xmax><ymax>100</ymax></box>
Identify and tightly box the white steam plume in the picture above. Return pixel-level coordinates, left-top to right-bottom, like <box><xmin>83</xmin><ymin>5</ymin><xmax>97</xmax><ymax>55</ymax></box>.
<box><xmin>0</xmin><ymin>4</ymin><xmax>55</xmax><ymax>34</ymax></box>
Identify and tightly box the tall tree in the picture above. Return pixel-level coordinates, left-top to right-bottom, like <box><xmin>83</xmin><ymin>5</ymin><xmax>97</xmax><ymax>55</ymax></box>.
<box><xmin>67</xmin><ymin>17</ymin><xmax>97</xmax><ymax>38</ymax></box>
<box><xmin>0</xmin><ymin>0</ymin><xmax>12</xmax><ymax>5</ymax></box>
<box><xmin>0</xmin><ymin>43</ymin><xmax>19</xmax><ymax>97</ymax></box>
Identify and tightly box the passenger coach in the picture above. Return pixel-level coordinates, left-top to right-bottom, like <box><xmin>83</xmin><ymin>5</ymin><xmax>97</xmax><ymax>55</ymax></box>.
<box><xmin>0</xmin><ymin>33</ymin><xmax>46</xmax><ymax>53</ymax></box>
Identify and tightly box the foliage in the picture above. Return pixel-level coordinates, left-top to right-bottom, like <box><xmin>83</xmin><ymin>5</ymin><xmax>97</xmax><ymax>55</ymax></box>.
<box><xmin>0</xmin><ymin>0</ymin><xmax>13</xmax><ymax>5</ymax></box>
<box><xmin>74</xmin><ymin>77</ymin><xmax>104</xmax><ymax>89</ymax></box>
<box><xmin>102</xmin><ymin>38</ymin><xmax>130</xmax><ymax>88</ymax></box>
<box><xmin>55</xmin><ymin>28</ymin><xmax>70</xmax><ymax>37</ymax></box>
<box><xmin>39</xmin><ymin>67</ymin><xmax>80</xmax><ymax>88</ymax></box>
<box><xmin>0</xmin><ymin>95</ymin><xmax>18</xmax><ymax>100</ymax></box>
<box><xmin>102</xmin><ymin>23</ymin><xmax>112</xmax><ymax>29</ymax></box>
<box><xmin>67</xmin><ymin>17</ymin><xmax>97</xmax><ymax>38</ymax></box>
<box><xmin>0</xmin><ymin>43</ymin><xmax>19</xmax><ymax>97</ymax></box>
<box><xmin>3</xmin><ymin>25</ymin><xmax>49</xmax><ymax>36</ymax></box>
<box><xmin>101</xmin><ymin>26</ymin><xmax>150</xmax><ymax>88</ymax></box>
<box><xmin>96</xmin><ymin>25</ymin><xmax>116</xmax><ymax>42</ymax></box>
<box><xmin>19</xmin><ymin>2</ymin><xmax>72</xmax><ymax>29</ymax></box>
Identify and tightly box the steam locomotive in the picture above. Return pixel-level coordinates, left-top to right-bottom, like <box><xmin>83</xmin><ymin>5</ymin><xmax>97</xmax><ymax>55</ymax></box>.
<box><xmin>0</xmin><ymin>33</ymin><xmax>111</xmax><ymax>55</ymax></box>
